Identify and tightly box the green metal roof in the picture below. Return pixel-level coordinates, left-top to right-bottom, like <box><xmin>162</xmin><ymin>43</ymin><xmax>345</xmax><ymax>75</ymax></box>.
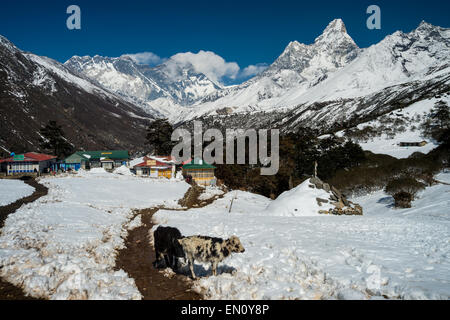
<box><xmin>65</xmin><ymin>150</ymin><xmax>129</xmax><ymax>162</ymax></box>
<box><xmin>183</xmin><ymin>164</ymin><xmax>216</xmax><ymax>170</ymax></box>
<box><xmin>64</xmin><ymin>153</ymin><xmax>85</xmax><ymax>164</ymax></box>
<box><xmin>183</xmin><ymin>159</ymin><xmax>216</xmax><ymax>170</ymax></box>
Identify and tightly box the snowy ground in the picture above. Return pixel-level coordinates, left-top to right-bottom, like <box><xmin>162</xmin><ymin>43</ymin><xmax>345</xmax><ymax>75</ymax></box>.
<box><xmin>0</xmin><ymin>170</ymin><xmax>189</xmax><ymax>299</ymax></box>
<box><xmin>0</xmin><ymin>179</ymin><xmax>35</xmax><ymax>206</ymax></box>
<box><xmin>198</xmin><ymin>186</ymin><xmax>225</xmax><ymax>201</ymax></box>
<box><xmin>154</xmin><ymin>174</ymin><xmax>450</xmax><ymax>300</ymax></box>
<box><xmin>334</xmin><ymin>97</ymin><xmax>448</xmax><ymax>159</ymax></box>
<box><xmin>436</xmin><ymin>171</ymin><xmax>450</xmax><ymax>184</ymax></box>
<box><xmin>356</xmin><ymin>131</ymin><xmax>438</xmax><ymax>159</ymax></box>
<box><xmin>1</xmin><ymin>169</ymin><xmax>448</xmax><ymax>300</ymax></box>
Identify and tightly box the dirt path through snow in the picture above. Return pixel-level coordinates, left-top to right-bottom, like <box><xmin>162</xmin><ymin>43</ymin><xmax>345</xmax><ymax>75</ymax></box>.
<box><xmin>114</xmin><ymin>207</ymin><xmax>202</xmax><ymax>300</ymax></box>
<box><xmin>0</xmin><ymin>176</ymin><xmax>48</xmax><ymax>300</ymax></box>
<box><xmin>115</xmin><ymin>186</ymin><xmax>226</xmax><ymax>300</ymax></box>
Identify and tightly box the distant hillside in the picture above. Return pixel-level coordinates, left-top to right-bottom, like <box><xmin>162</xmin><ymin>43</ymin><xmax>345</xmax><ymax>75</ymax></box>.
<box><xmin>0</xmin><ymin>35</ymin><xmax>154</xmax><ymax>157</ymax></box>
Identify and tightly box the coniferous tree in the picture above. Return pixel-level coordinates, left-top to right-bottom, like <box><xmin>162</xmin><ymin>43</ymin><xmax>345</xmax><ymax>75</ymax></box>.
<box><xmin>146</xmin><ymin>119</ymin><xmax>174</xmax><ymax>155</ymax></box>
<box><xmin>423</xmin><ymin>101</ymin><xmax>450</xmax><ymax>142</ymax></box>
<box><xmin>39</xmin><ymin>120</ymin><xmax>74</xmax><ymax>159</ymax></box>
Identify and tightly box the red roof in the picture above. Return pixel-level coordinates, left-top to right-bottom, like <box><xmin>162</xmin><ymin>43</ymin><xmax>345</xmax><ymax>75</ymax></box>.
<box><xmin>0</xmin><ymin>152</ymin><xmax>57</xmax><ymax>163</ymax></box>
<box><xmin>182</xmin><ymin>157</ymin><xmax>192</xmax><ymax>165</ymax></box>
<box><xmin>134</xmin><ymin>156</ymin><xmax>172</xmax><ymax>168</ymax></box>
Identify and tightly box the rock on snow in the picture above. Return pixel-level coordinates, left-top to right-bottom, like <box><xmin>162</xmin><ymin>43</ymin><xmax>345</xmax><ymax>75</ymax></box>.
<box><xmin>265</xmin><ymin>178</ymin><xmax>335</xmax><ymax>216</ymax></box>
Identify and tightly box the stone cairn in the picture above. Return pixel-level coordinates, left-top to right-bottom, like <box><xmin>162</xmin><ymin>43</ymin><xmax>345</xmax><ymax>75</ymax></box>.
<box><xmin>310</xmin><ymin>176</ymin><xmax>363</xmax><ymax>216</ymax></box>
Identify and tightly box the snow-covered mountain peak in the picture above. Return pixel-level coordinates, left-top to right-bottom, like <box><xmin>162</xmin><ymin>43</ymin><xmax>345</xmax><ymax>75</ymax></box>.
<box><xmin>282</xmin><ymin>20</ymin><xmax>450</xmax><ymax>106</ymax></box>
<box><xmin>283</xmin><ymin>41</ymin><xmax>306</xmax><ymax>52</ymax></box>
<box><xmin>412</xmin><ymin>20</ymin><xmax>450</xmax><ymax>41</ymax></box>
<box><xmin>262</xmin><ymin>20</ymin><xmax>356</xmax><ymax>79</ymax></box>
<box><xmin>60</xmin><ymin>19</ymin><xmax>450</xmax><ymax>125</ymax></box>
<box><xmin>374</xmin><ymin>20</ymin><xmax>450</xmax><ymax>64</ymax></box>
<box><xmin>64</xmin><ymin>53</ymin><xmax>223</xmax><ymax>117</ymax></box>
<box><xmin>326</xmin><ymin>18</ymin><xmax>347</xmax><ymax>32</ymax></box>
<box><xmin>178</xmin><ymin>19</ymin><xmax>363</xmax><ymax>118</ymax></box>
<box><xmin>316</xmin><ymin>18</ymin><xmax>348</xmax><ymax>39</ymax></box>
<box><xmin>267</xmin><ymin>41</ymin><xmax>312</xmax><ymax>73</ymax></box>
<box><xmin>416</xmin><ymin>20</ymin><xmax>439</xmax><ymax>32</ymax></box>
<box><xmin>0</xmin><ymin>34</ymin><xmax>19</xmax><ymax>53</ymax></box>
<box><xmin>314</xmin><ymin>18</ymin><xmax>357</xmax><ymax>49</ymax></box>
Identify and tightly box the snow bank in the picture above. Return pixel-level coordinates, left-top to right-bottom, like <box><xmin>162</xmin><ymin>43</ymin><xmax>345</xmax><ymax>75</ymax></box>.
<box><xmin>126</xmin><ymin>215</ymin><xmax>142</xmax><ymax>231</ymax></box>
<box><xmin>264</xmin><ymin>179</ymin><xmax>334</xmax><ymax>216</ymax></box>
<box><xmin>0</xmin><ymin>174</ymin><xmax>190</xmax><ymax>299</ymax></box>
<box><xmin>129</xmin><ymin>157</ymin><xmax>144</xmax><ymax>167</ymax></box>
<box><xmin>154</xmin><ymin>176</ymin><xmax>450</xmax><ymax>300</ymax></box>
<box><xmin>198</xmin><ymin>186</ymin><xmax>225</xmax><ymax>201</ymax></box>
<box><xmin>0</xmin><ymin>179</ymin><xmax>35</xmax><ymax>206</ymax></box>
<box><xmin>436</xmin><ymin>171</ymin><xmax>450</xmax><ymax>184</ymax></box>
<box><xmin>87</xmin><ymin>168</ymin><xmax>108</xmax><ymax>174</ymax></box>
<box><xmin>113</xmin><ymin>165</ymin><xmax>133</xmax><ymax>176</ymax></box>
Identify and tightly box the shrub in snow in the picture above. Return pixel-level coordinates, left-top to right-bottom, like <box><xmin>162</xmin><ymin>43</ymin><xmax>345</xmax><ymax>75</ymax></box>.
<box><xmin>385</xmin><ymin>176</ymin><xmax>425</xmax><ymax>208</ymax></box>
<box><xmin>392</xmin><ymin>191</ymin><xmax>414</xmax><ymax>209</ymax></box>
<box><xmin>385</xmin><ymin>177</ymin><xmax>425</xmax><ymax>197</ymax></box>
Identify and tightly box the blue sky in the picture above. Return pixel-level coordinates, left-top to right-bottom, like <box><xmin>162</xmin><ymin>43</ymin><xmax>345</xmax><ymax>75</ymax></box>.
<box><xmin>1</xmin><ymin>0</ymin><xmax>449</xmax><ymax>84</ymax></box>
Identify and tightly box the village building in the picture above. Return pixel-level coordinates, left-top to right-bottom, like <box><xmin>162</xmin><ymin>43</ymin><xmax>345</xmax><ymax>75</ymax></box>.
<box><xmin>64</xmin><ymin>150</ymin><xmax>129</xmax><ymax>171</ymax></box>
<box><xmin>133</xmin><ymin>156</ymin><xmax>175</xmax><ymax>178</ymax></box>
<box><xmin>399</xmin><ymin>141</ymin><xmax>428</xmax><ymax>147</ymax></box>
<box><xmin>182</xmin><ymin>158</ymin><xmax>216</xmax><ymax>186</ymax></box>
<box><xmin>0</xmin><ymin>152</ymin><xmax>57</xmax><ymax>175</ymax></box>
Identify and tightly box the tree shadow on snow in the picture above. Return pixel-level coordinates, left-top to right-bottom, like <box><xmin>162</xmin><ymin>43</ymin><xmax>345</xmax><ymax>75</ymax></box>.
<box><xmin>377</xmin><ymin>196</ymin><xmax>395</xmax><ymax>208</ymax></box>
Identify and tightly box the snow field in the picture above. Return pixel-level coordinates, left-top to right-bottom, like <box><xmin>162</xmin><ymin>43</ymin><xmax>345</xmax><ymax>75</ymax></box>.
<box><xmin>198</xmin><ymin>186</ymin><xmax>225</xmax><ymax>201</ymax></box>
<box><xmin>0</xmin><ymin>169</ymin><xmax>447</xmax><ymax>300</ymax></box>
<box><xmin>0</xmin><ymin>170</ymin><xmax>190</xmax><ymax>299</ymax></box>
<box><xmin>154</xmin><ymin>174</ymin><xmax>450</xmax><ymax>300</ymax></box>
<box><xmin>113</xmin><ymin>165</ymin><xmax>133</xmax><ymax>176</ymax></box>
<box><xmin>0</xmin><ymin>179</ymin><xmax>35</xmax><ymax>206</ymax></box>
<box><xmin>341</xmin><ymin>97</ymin><xmax>449</xmax><ymax>159</ymax></box>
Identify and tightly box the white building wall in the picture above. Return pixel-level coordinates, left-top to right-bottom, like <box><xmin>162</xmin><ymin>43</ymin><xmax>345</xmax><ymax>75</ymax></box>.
<box><xmin>6</xmin><ymin>162</ymin><xmax>37</xmax><ymax>174</ymax></box>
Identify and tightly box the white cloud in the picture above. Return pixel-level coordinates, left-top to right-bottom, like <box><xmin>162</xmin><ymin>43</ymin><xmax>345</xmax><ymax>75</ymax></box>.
<box><xmin>120</xmin><ymin>50</ymin><xmax>268</xmax><ymax>84</ymax></box>
<box><xmin>120</xmin><ymin>52</ymin><xmax>164</xmax><ymax>66</ymax></box>
<box><xmin>240</xmin><ymin>63</ymin><xmax>269</xmax><ymax>78</ymax></box>
<box><xmin>168</xmin><ymin>50</ymin><xmax>240</xmax><ymax>84</ymax></box>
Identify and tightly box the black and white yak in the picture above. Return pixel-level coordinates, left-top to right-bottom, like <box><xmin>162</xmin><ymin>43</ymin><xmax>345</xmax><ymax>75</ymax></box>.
<box><xmin>177</xmin><ymin>235</ymin><xmax>245</xmax><ymax>279</ymax></box>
